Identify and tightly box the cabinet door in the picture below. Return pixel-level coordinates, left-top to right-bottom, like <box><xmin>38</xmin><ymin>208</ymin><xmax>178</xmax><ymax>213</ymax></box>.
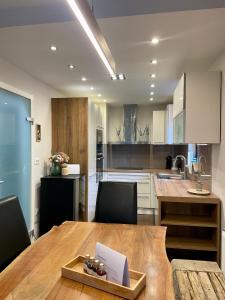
<box><xmin>138</xmin><ymin>194</ymin><xmax>151</xmax><ymax>208</ymax></box>
<box><xmin>152</xmin><ymin>111</ymin><xmax>166</xmax><ymax>144</ymax></box>
<box><xmin>173</xmin><ymin>111</ymin><xmax>184</xmax><ymax>144</ymax></box>
<box><xmin>173</xmin><ymin>74</ymin><xmax>184</xmax><ymax>118</ymax></box>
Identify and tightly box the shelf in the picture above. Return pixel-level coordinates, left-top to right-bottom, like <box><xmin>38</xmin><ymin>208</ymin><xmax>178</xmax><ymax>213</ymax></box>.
<box><xmin>166</xmin><ymin>236</ymin><xmax>217</xmax><ymax>251</ymax></box>
<box><xmin>161</xmin><ymin>214</ymin><xmax>217</xmax><ymax>228</ymax></box>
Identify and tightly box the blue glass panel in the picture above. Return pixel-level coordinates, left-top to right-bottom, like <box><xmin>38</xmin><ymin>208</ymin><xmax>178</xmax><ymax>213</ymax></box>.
<box><xmin>0</xmin><ymin>88</ymin><xmax>31</xmax><ymax>229</ymax></box>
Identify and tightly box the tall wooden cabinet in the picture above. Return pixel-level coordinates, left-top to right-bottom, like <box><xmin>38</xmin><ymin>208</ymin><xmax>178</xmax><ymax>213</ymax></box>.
<box><xmin>52</xmin><ymin>98</ymin><xmax>91</xmax><ymax>220</ymax></box>
<box><xmin>52</xmin><ymin>98</ymin><xmax>88</xmax><ymax>175</ymax></box>
<box><xmin>51</xmin><ymin>98</ymin><xmax>107</xmax><ymax>221</ymax></box>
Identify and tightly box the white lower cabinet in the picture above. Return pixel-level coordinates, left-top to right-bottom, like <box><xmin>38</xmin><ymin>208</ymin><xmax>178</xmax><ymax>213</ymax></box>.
<box><xmin>150</xmin><ymin>174</ymin><xmax>158</xmax><ymax>209</ymax></box>
<box><xmin>137</xmin><ymin>194</ymin><xmax>151</xmax><ymax>209</ymax></box>
<box><xmin>106</xmin><ymin>172</ymin><xmax>151</xmax><ymax>210</ymax></box>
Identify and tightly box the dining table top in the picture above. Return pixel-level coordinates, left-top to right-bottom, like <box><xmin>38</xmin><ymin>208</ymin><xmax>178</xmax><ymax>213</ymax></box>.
<box><xmin>0</xmin><ymin>221</ymin><xmax>174</xmax><ymax>300</ymax></box>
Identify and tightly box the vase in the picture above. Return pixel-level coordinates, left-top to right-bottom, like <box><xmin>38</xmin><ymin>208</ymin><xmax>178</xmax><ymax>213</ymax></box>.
<box><xmin>50</xmin><ymin>162</ymin><xmax>61</xmax><ymax>176</ymax></box>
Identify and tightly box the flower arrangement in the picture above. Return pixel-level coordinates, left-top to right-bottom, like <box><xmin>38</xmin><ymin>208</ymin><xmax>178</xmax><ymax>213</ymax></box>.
<box><xmin>49</xmin><ymin>152</ymin><xmax>70</xmax><ymax>165</ymax></box>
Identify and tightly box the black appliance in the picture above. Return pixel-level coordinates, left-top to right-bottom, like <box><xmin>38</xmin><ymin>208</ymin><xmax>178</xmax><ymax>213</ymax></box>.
<box><xmin>96</xmin><ymin>129</ymin><xmax>104</xmax><ymax>182</ymax></box>
<box><xmin>166</xmin><ymin>155</ymin><xmax>173</xmax><ymax>169</ymax></box>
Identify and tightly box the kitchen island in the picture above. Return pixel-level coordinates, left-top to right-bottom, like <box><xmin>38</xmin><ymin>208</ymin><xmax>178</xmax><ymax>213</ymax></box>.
<box><xmin>154</xmin><ymin>177</ymin><xmax>221</xmax><ymax>265</ymax></box>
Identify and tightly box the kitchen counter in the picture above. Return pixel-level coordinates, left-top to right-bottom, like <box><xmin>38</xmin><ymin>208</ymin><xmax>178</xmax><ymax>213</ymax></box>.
<box><xmin>105</xmin><ymin>168</ymin><xmax>172</xmax><ymax>174</ymax></box>
<box><xmin>154</xmin><ymin>176</ymin><xmax>219</xmax><ymax>203</ymax></box>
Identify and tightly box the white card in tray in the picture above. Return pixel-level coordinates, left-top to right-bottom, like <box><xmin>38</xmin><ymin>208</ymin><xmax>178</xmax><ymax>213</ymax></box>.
<box><xmin>95</xmin><ymin>242</ymin><xmax>130</xmax><ymax>287</ymax></box>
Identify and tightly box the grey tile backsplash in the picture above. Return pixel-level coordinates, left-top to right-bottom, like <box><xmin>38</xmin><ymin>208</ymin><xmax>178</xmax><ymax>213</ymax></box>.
<box><xmin>107</xmin><ymin>144</ymin><xmax>189</xmax><ymax>169</ymax></box>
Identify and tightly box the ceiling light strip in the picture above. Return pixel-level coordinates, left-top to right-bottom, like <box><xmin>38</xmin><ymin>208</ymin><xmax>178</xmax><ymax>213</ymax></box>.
<box><xmin>66</xmin><ymin>0</ymin><xmax>116</xmax><ymax>75</ymax></box>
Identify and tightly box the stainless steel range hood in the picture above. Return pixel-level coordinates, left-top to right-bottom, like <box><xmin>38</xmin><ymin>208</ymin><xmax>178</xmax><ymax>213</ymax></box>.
<box><xmin>123</xmin><ymin>104</ymin><xmax>137</xmax><ymax>143</ymax></box>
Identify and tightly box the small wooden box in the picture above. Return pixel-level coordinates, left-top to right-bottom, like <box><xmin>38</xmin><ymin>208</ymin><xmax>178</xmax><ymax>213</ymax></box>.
<box><xmin>61</xmin><ymin>256</ymin><xmax>146</xmax><ymax>300</ymax></box>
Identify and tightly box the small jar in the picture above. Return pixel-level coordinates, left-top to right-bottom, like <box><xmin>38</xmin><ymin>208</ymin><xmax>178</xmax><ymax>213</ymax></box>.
<box><xmin>87</xmin><ymin>256</ymin><xmax>95</xmax><ymax>275</ymax></box>
<box><xmin>83</xmin><ymin>254</ymin><xmax>90</xmax><ymax>273</ymax></box>
<box><xmin>97</xmin><ymin>263</ymin><xmax>107</xmax><ymax>280</ymax></box>
<box><xmin>93</xmin><ymin>259</ymin><xmax>100</xmax><ymax>274</ymax></box>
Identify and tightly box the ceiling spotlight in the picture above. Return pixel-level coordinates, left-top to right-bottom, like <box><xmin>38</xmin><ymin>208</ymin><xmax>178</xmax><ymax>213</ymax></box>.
<box><xmin>150</xmin><ymin>84</ymin><xmax>155</xmax><ymax>88</ymax></box>
<box><xmin>68</xmin><ymin>64</ymin><xmax>75</xmax><ymax>69</ymax></box>
<box><xmin>111</xmin><ymin>74</ymin><xmax>117</xmax><ymax>80</ymax></box>
<box><xmin>118</xmin><ymin>74</ymin><xmax>126</xmax><ymax>80</ymax></box>
<box><xmin>50</xmin><ymin>45</ymin><xmax>57</xmax><ymax>52</ymax></box>
<box><xmin>90</xmin><ymin>86</ymin><xmax>94</xmax><ymax>90</ymax></box>
<box><xmin>103</xmin><ymin>99</ymin><xmax>107</xmax><ymax>103</ymax></box>
<box><xmin>151</xmin><ymin>37</ymin><xmax>159</xmax><ymax>45</ymax></box>
<box><xmin>81</xmin><ymin>77</ymin><xmax>87</xmax><ymax>81</ymax></box>
<box><xmin>110</xmin><ymin>74</ymin><xmax>126</xmax><ymax>80</ymax></box>
<box><xmin>149</xmin><ymin>98</ymin><xmax>154</xmax><ymax>101</ymax></box>
<box><xmin>151</xmin><ymin>59</ymin><xmax>157</xmax><ymax>65</ymax></box>
<box><xmin>151</xmin><ymin>74</ymin><xmax>156</xmax><ymax>78</ymax></box>
<box><xmin>98</xmin><ymin>94</ymin><xmax>102</xmax><ymax>97</ymax></box>
<box><xmin>150</xmin><ymin>91</ymin><xmax>154</xmax><ymax>96</ymax></box>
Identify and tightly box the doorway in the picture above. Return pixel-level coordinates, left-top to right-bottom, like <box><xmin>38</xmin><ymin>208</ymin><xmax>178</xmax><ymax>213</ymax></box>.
<box><xmin>0</xmin><ymin>87</ymin><xmax>31</xmax><ymax>229</ymax></box>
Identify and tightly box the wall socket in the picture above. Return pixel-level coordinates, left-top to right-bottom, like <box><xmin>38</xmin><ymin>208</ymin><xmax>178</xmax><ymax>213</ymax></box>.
<box><xmin>34</xmin><ymin>157</ymin><xmax>40</xmax><ymax>165</ymax></box>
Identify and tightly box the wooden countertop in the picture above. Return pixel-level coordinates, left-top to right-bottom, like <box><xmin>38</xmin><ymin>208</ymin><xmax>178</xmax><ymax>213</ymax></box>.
<box><xmin>105</xmin><ymin>168</ymin><xmax>172</xmax><ymax>174</ymax></box>
<box><xmin>154</xmin><ymin>177</ymin><xmax>219</xmax><ymax>203</ymax></box>
<box><xmin>0</xmin><ymin>221</ymin><xmax>174</xmax><ymax>300</ymax></box>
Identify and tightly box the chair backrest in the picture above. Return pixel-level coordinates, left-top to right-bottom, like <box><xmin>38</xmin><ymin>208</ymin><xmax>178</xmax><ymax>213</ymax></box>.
<box><xmin>0</xmin><ymin>196</ymin><xmax>31</xmax><ymax>272</ymax></box>
<box><xmin>95</xmin><ymin>181</ymin><xmax>137</xmax><ymax>224</ymax></box>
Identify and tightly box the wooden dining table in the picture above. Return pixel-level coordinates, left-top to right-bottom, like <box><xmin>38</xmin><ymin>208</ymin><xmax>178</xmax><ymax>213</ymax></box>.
<box><xmin>0</xmin><ymin>221</ymin><xmax>174</xmax><ymax>300</ymax></box>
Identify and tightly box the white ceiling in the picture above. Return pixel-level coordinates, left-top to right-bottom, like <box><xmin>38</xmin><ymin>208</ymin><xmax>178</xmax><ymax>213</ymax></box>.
<box><xmin>0</xmin><ymin>5</ymin><xmax>225</xmax><ymax>105</ymax></box>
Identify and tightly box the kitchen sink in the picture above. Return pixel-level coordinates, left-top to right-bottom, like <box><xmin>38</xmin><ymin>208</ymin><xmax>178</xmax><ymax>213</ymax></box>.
<box><xmin>156</xmin><ymin>173</ymin><xmax>183</xmax><ymax>180</ymax></box>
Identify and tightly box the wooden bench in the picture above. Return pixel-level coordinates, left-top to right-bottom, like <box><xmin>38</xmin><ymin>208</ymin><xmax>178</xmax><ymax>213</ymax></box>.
<box><xmin>172</xmin><ymin>259</ymin><xmax>225</xmax><ymax>299</ymax></box>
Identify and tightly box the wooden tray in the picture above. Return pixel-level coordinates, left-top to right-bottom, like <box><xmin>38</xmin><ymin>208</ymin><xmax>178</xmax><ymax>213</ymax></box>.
<box><xmin>187</xmin><ymin>188</ymin><xmax>210</xmax><ymax>195</ymax></box>
<box><xmin>61</xmin><ymin>256</ymin><xmax>146</xmax><ymax>300</ymax></box>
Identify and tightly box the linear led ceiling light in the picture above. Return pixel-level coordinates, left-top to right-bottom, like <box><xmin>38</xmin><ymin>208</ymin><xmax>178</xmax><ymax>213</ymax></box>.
<box><xmin>66</xmin><ymin>0</ymin><xmax>116</xmax><ymax>76</ymax></box>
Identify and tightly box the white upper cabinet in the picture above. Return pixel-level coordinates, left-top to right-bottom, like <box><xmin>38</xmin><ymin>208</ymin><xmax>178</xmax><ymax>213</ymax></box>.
<box><xmin>152</xmin><ymin>110</ymin><xmax>166</xmax><ymax>144</ymax></box>
<box><xmin>173</xmin><ymin>71</ymin><xmax>221</xmax><ymax>144</ymax></box>
<box><xmin>173</xmin><ymin>74</ymin><xmax>185</xmax><ymax>118</ymax></box>
<box><xmin>166</xmin><ymin>104</ymin><xmax>173</xmax><ymax>144</ymax></box>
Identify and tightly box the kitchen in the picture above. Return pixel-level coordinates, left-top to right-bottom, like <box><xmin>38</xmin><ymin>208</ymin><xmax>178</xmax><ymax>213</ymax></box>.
<box><xmin>0</xmin><ymin>1</ymin><xmax>225</xmax><ymax>299</ymax></box>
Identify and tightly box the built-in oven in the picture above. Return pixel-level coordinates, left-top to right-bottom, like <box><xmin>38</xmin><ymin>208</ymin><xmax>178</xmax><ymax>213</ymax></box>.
<box><xmin>96</xmin><ymin>129</ymin><xmax>104</xmax><ymax>183</ymax></box>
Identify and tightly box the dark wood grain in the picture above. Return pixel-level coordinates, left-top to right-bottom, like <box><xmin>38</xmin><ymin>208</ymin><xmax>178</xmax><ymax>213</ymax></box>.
<box><xmin>0</xmin><ymin>222</ymin><xmax>174</xmax><ymax>300</ymax></box>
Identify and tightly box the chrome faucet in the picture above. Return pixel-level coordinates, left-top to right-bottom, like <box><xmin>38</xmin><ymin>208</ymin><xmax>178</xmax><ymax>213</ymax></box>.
<box><xmin>174</xmin><ymin>155</ymin><xmax>188</xmax><ymax>179</ymax></box>
<box><xmin>198</xmin><ymin>155</ymin><xmax>206</xmax><ymax>174</ymax></box>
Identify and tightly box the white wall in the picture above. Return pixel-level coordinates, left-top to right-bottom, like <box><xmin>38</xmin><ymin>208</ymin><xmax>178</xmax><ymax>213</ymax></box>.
<box><xmin>211</xmin><ymin>53</ymin><xmax>225</xmax><ymax>271</ymax></box>
<box><xmin>0</xmin><ymin>57</ymin><xmax>64</xmax><ymax>232</ymax></box>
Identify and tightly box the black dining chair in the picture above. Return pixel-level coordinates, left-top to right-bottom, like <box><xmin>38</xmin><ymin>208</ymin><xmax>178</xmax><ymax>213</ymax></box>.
<box><xmin>0</xmin><ymin>195</ymin><xmax>31</xmax><ymax>272</ymax></box>
<box><xmin>95</xmin><ymin>181</ymin><xmax>137</xmax><ymax>224</ymax></box>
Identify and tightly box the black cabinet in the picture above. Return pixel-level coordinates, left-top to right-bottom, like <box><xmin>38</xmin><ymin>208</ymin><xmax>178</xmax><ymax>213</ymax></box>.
<box><xmin>39</xmin><ymin>175</ymin><xmax>79</xmax><ymax>236</ymax></box>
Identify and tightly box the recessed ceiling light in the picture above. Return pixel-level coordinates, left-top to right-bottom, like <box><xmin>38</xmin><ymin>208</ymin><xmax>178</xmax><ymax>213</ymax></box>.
<box><xmin>98</xmin><ymin>94</ymin><xmax>102</xmax><ymax>97</ymax></box>
<box><xmin>149</xmin><ymin>98</ymin><xmax>154</xmax><ymax>101</ymax></box>
<box><xmin>151</xmin><ymin>37</ymin><xmax>159</xmax><ymax>45</ymax></box>
<box><xmin>151</xmin><ymin>59</ymin><xmax>157</xmax><ymax>64</ymax></box>
<box><xmin>110</xmin><ymin>74</ymin><xmax>126</xmax><ymax>80</ymax></box>
<box><xmin>118</xmin><ymin>74</ymin><xmax>126</xmax><ymax>80</ymax></box>
<box><xmin>103</xmin><ymin>99</ymin><xmax>107</xmax><ymax>103</ymax></box>
<box><xmin>81</xmin><ymin>77</ymin><xmax>87</xmax><ymax>81</ymax></box>
<box><xmin>68</xmin><ymin>64</ymin><xmax>75</xmax><ymax>69</ymax></box>
<box><xmin>151</xmin><ymin>74</ymin><xmax>156</xmax><ymax>78</ymax></box>
<box><xmin>4</xmin><ymin>102</ymin><xmax>8</xmax><ymax>105</ymax></box>
<box><xmin>150</xmin><ymin>91</ymin><xmax>154</xmax><ymax>96</ymax></box>
<box><xmin>111</xmin><ymin>74</ymin><xmax>117</xmax><ymax>80</ymax></box>
<box><xmin>50</xmin><ymin>45</ymin><xmax>57</xmax><ymax>52</ymax></box>
<box><xmin>90</xmin><ymin>86</ymin><xmax>94</xmax><ymax>90</ymax></box>
<box><xmin>150</xmin><ymin>84</ymin><xmax>155</xmax><ymax>88</ymax></box>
